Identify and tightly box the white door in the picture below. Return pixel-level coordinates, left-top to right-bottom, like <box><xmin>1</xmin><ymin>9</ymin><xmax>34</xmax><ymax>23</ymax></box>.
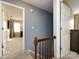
<box><xmin>61</xmin><ymin>2</ymin><xmax>70</xmax><ymax>57</ymax></box>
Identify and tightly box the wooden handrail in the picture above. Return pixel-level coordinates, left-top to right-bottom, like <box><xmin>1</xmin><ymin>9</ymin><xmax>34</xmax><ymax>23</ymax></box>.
<box><xmin>34</xmin><ymin>36</ymin><xmax>56</xmax><ymax>59</ymax></box>
<box><xmin>38</xmin><ymin>36</ymin><xmax>56</xmax><ymax>42</ymax></box>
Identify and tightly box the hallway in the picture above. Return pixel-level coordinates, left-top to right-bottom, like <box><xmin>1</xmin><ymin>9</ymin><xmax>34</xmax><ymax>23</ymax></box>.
<box><xmin>5</xmin><ymin>37</ymin><xmax>23</xmax><ymax>56</ymax></box>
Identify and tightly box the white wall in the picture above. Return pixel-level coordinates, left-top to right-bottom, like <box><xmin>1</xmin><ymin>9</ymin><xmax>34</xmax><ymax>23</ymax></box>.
<box><xmin>3</xmin><ymin>4</ymin><xmax>23</xmax><ymax>20</ymax></box>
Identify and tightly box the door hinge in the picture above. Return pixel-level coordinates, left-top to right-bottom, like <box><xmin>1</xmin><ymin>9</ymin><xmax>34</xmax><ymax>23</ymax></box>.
<box><xmin>2</xmin><ymin>43</ymin><xmax>4</xmax><ymax>48</ymax></box>
<box><xmin>60</xmin><ymin>27</ymin><xmax>62</xmax><ymax>30</ymax></box>
<box><xmin>60</xmin><ymin>48</ymin><xmax>62</xmax><ymax>51</ymax></box>
<box><xmin>2</xmin><ymin>27</ymin><xmax>4</xmax><ymax>30</ymax></box>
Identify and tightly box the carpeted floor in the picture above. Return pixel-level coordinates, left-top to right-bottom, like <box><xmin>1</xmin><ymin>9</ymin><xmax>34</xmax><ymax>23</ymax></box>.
<box><xmin>61</xmin><ymin>51</ymin><xmax>79</xmax><ymax>59</ymax></box>
<box><xmin>1</xmin><ymin>51</ymin><xmax>79</xmax><ymax>59</ymax></box>
<box><xmin>1</xmin><ymin>39</ymin><xmax>79</xmax><ymax>59</ymax></box>
<box><xmin>2</xmin><ymin>51</ymin><xmax>79</xmax><ymax>59</ymax></box>
<box><xmin>5</xmin><ymin>37</ymin><xmax>23</xmax><ymax>56</ymax></box>
<box><xmin>0</xmin><ymin>50</ymin><xmax>34</xmax><ymax>59</ymax></box>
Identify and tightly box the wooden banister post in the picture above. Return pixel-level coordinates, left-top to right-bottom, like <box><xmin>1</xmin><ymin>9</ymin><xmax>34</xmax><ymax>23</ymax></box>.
<box><xmin>34</xmin><ymin>37</ymin><xmax>38</xmax><ymax>59</ymax></box>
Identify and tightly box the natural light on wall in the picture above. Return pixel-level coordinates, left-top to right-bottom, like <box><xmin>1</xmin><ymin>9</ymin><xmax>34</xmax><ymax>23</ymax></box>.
<box><xmin>69</xmin><ymin>19</ymin><xmax>74</xmax><ymax>29</ymax></box>
<box><xmin>74</xmin><ymin>10</ymin><xmax>79</xmax><ymax>14</ymax></box>
<box><xmin>14</xmin><ymin>23</ymin><xmax>20</xmax><ymax>32</ymax></box>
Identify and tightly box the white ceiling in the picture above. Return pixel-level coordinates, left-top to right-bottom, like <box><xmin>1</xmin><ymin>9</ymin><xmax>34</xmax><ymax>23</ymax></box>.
<box><xmin>64</xmin><ymin>0</ymin><xmax>79</xmax><ymax>14</ymax></box>
<box><xmin>22</xmin><ymin>0</ymin><xmax>53</xmax><ymax>13</ymax></box>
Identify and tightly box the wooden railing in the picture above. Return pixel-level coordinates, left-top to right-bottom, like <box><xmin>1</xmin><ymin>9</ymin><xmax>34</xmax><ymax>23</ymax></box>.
<box><xmin>34</xmin><ymin>36</ymin><xmax>56</xmax><ymax>59</ymax></box>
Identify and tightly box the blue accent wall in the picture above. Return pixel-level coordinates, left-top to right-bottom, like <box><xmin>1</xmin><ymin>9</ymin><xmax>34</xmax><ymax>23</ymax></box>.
<box><xmin>2</xmin><ymin>0</ymin><xmax>53</xmax><ymax>50</ymax></box>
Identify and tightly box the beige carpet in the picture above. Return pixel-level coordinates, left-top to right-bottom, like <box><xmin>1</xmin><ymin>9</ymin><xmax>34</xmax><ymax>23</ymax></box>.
<box><xmin>61</xmin><ymin>51</ymin><xmax>79</xmax><ymax>59</ymax></box>
<box><xmin>0</xmin><ymin>37</ymin><xmax>34</xmax><ymax>59</ymax></box>
<box><xmin>0</xmin><ymin>50</ymin><xmax>34</xmax><ymax>59</ymax></box>
<box><xmin>5</xmin><ymin>37</ymin><xmax>23</xmax><ymax>56</ymax></box>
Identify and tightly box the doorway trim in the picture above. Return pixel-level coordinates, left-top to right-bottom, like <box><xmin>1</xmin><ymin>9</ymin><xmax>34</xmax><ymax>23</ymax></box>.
<box><xmin>0</xmin><ymin>0</ymin><xmax>25</xmax><ymax>51</ymax></box>
<box><xmin>53</xmin><ymin>0</ymin><xmax>61</xmax><ymax>58</ymax></box>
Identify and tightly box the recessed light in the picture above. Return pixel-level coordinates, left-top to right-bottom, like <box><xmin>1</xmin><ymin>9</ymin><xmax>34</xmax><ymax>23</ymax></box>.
<box><xmin>30</xmin><ymin>9</ymin><xmax>33</xmax><ymax>12</ymax></box>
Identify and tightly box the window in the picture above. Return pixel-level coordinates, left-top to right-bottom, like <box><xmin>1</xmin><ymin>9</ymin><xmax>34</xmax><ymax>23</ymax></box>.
<box><xmin>14</xmin><ymin>23</ymin><xmax>20</xmax><ymax>32</ymax></box>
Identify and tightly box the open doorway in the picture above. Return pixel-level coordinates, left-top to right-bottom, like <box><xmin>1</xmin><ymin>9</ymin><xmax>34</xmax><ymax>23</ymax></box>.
<box><xmin>1</xmin><ymin>1</ymin><xmax>25</xmax><ymax>56</ymax></box>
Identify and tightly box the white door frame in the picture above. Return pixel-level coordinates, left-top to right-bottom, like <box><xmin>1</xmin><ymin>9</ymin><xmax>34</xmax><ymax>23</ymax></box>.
<box><xmin>0</xmin><ymin>1</ymin><xmax>25</xmax><ymax>52</ymax></box>
<box><xmin>53</xmin><ymin>0</ymin><xmax>62</xmax><ymax>58</ymax></box>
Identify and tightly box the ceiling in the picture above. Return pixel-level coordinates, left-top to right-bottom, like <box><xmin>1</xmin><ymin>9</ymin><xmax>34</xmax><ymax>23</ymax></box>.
<box><xmin>64</xmin><ymin>0</ymin><xmax>79</xmax><ymax>14</ymax></box>
<box><xmin>22</xmin><ymin>0</ymin><xmax>53</xmax><ymax>13</ymax></box>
